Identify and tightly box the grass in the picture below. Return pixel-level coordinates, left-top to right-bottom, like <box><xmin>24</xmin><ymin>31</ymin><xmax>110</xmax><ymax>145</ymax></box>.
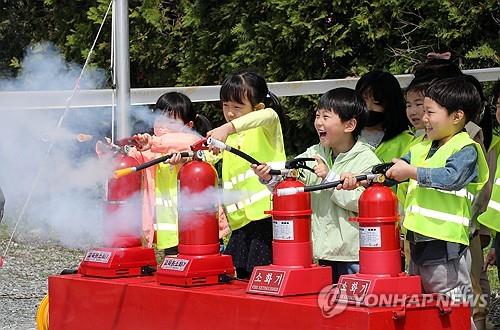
<box><xmin>488</xmin><ymin>254</ymin><xmax>500</xmax><ymax>293</ymax></box>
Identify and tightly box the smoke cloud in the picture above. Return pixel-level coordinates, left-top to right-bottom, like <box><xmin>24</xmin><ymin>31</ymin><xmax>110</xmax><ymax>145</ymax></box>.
<box><xmin>0</xmin><ymin>42</ymin><xmax>261</xmax><ymax>252</ymax></box>
<box><xmin>0</xmin><ymin>42</ymin><xmax>113</xmax><ymax>248</ymax></box>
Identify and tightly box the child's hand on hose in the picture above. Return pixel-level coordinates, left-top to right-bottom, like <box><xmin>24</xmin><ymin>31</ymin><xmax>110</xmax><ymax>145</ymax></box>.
<box><xmin>337</xmin><ymin>172</ymin><xmax>359</xmax><ymax>190</ymax></box>
<box><xmin>251</xmin><ymin>163</ymin><xmax>272</xmax><ymax>182</ymax></box>
<box><xmin>166</xmin><ymin>152</ymin><xmax>188</xmax><ymax>166</ymax></box>
<box><xmin>206</xmin><ymin>123</ymin><xmax>235</xmax><ymax>154</ymax></box>
<box><xmin>133</xmin><ymin>133</ymin><xmax>153</xmax><ymax>151</ymax></box>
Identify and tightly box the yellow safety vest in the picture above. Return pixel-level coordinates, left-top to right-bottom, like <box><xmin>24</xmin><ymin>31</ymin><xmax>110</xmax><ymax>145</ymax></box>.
<box><xmin>155</xmin><ymin>162</ymin><xmax>180</xmax><ymax>249</ymax></box>
<box><xmin>375</xmin><ymin>130</ymin><xmax>414</xmax><ymax>163</ymax></box>
<box><xmin>396</xmin><ymin>133</ymin><xmax>426</xmax><ymax>204</ymax></box>
<box><xmin>478</xmin><ymin>154</ymin><xmax>500</xmax><ymax>232</ymax></box>
<box><xmin>403</xmin><ymin>132</ymin><xmax>489</xmax><ymax>245</ymax></box>
<box><xmin>489</xmin><ymin>134</ymin><xmax>500</xmax><ymax>157</ymax></box>
<box><xmin>223</xmin><ymin>127</ymin><xmax>286</xmax><ymax>231</ymax></box>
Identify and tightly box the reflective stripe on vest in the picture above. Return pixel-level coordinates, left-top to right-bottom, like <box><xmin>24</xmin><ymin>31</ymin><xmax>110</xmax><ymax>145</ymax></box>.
<box><xmin>225</xmin><ymin>188</ymin><xmax>271</xmax><ymax>213</ymax></box>
<box><xmin>156</xmin><ymin>197</ymin><xmax>174</xmax><ymax>208</ymax></box>
<box><xmin>488</xmin><ymin>199</ymin><xmax>500</xmax><ymax>212</ymax></box>
<box><xmin>407</xmin><ymin>205</ymin><xmax>470</xmax><ymax>227</ymax></box>
<box><xmin>154</xmin><ymin>222</ymin><xmax>177</xmax><ymax>231</ymax></box>
<box><xmin>433</xmin><ymin>187</ymin><xmax>475</xmax><ymax>202</ymax></box>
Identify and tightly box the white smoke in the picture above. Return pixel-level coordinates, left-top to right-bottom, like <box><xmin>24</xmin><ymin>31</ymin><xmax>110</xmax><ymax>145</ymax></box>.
<box><xmin>0</xmin><ymin>42</ymin><xmax>113</xmax><ymax>248</ymax></box>
<box><xmin>0</xmin><ymin>42</ymin><xmax>260</xmax><ymax>252</ymax></box>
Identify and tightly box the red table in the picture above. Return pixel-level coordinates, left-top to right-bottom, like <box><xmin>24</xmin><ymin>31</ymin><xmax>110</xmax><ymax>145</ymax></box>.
<box><xmin>49</xmin><ymin>274</ymin><xmax>470</xmax><ymax>330</ymax></box>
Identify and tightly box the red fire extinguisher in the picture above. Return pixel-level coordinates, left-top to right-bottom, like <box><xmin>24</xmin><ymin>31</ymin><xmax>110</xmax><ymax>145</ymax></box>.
<box><xmin>176</xmin><ymin>156</ymin><xmax>220</xmax><ymax>256</ymax></box>
<box><xmin>267</xmin><ymin>158</ymin><xmax>316</xmax><ymax>267</ymax></box>
<box><xmin>155</xmin><ymin>140</ymin><xmax>234</xmax><ymax>286</ymax></box>
<box><xmin>105</xmin><ymin>144</ymin><xmax>143</xmax><ymax>248</ymax></box>
<box><xmin>352</xmin><ymin>178</ymin><xmax>401</xmax><ymax>276</ymax></box>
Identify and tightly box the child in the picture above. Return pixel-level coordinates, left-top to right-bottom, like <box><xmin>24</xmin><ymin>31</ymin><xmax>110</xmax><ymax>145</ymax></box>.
<box><xmin>207</xmin><ymin>70</ymin><xmax>287</xmax><ymax>279</ymax></box>
<box><xmin>355</xmin><ymin>70</ymin><xmax>413</xmax><ymax>163</ymax></box>
<box><xmin>398</xmin><ymin>80</ymin><xmax>432</xmax><ymax>203</ymax></box>
<box><xmin>482</xmin><ymin>80</ymin><xmax>500</xmax><ymax>275</ymax></box>
<box><xmin>385</xmin><ymin>77</ymin><xmax>489</xmax><ymax>318</ymax></box>
<box><xmin>130</xmin><ymin>92</ymin><xmax>220</xmax><ymax>253</ymax></box>
<box><xmin>253</xmin><ymin>87</ymin><xmax>380</xmax><ymax>283</ymax></box>
<box><xmin>405</xmin><ymin>81</ymin><xmax>427</xmax><ymax>141</ymax></box>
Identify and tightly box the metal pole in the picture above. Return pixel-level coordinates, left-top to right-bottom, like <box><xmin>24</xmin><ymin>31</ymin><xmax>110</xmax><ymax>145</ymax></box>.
<box><xmin>115</xmin><ymin>0</ymin><xmax>131</xmax><ymax>139</ymax></box>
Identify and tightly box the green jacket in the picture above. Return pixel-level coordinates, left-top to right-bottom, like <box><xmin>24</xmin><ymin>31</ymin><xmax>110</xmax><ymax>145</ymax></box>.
<box><xmin>296</xmin><ymin>141</ymin><xmax>381</xmax><ymax>261</ymax></box>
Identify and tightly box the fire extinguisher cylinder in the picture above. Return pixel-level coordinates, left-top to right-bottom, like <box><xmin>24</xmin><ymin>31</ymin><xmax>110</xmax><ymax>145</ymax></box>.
<box><xmin>177</xmin><ymin>159</ymin><xmax>220</xmax><ymax>256</ymax></box>
<box><xmin>353</xmin><ymin>183</ymin><xmax>401</xmax><ymax>276</ymax></box>
<box><xmin>268</xmin><ymin>178</ymin><xmax>313</xmax><ymax>267</ymax></box>
<box><xmin>106</xmin><ymin>152</ymin><xmax>143</xmax><ymax>248</ymax></box>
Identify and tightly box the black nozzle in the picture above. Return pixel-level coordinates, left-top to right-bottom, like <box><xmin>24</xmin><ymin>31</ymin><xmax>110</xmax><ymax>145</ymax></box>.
<box><xmin>372</xmin><ymin>162</ymin><xmax>394</xmax><ymax>175</ymax></box>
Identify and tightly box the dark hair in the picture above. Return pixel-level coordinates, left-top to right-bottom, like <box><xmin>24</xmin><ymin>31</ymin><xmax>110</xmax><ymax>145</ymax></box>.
<box><xmin>220</xmin><ymin>70</ymin><xmax>287</xmax><ymax>132</ymax></box>
<box><xmin>317</xmin><ymin>87</ymin><xmax>367</xmax><ymax>140</ymax></box>
<box><xmin>413</xmin><ymin>58</ymin><xmax>462</xmax><ymax>83</ymax></box>
<box><xmin>425</xmin><ymin>76</ymin><xmax>481</xmax><ymax>125</ymax></box>
<box><xmin>355</xmin><ymin>70</ymin><xmax>410</xmax><ymax>142</ymax></box>
<box><xmin>406</xmin><ymin>81</ymin><xmax>429</xmax><ymax>97</ymax></box>
<box><xmin>153</xmin><ymin>92</ymin><xmax>212</xmax><ymax>136</ymax></box>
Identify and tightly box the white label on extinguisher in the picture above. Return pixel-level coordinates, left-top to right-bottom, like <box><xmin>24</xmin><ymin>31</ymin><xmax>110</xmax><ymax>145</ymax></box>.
<box><xmin>161</xmin><ymin>257</ymin><xmax>190</xmax><ymax>271</ymax></box>
<box><xmin>273</xmin><ymin>220</ymin><xmax>294</xmax><ymax>240</ymax></box>
<box><xmin>84</xmin><ymin>250</ymin><xmax>112</xmax><ymax>264</ymax></box>
<box><xmin>359</xmin><ymin>227</ymin><xmax>381</xmax><ymax>247</ymax></box>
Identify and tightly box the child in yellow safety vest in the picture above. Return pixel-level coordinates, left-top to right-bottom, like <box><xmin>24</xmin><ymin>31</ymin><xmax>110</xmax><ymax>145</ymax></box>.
<box><xmin>206</xmin><ymin>70</ymin><xmax>287</xmax><ymax>279</ymax></box>
<box><xmin>385</xmin><ymin>77</ymin><xmax>489</xmax><ymax>330</ymax></box>
<box><xmin>130</xmin><ymin>92</ymin><xmax>229</xmax><ymax>254</ymax></box>
<box><xmin>482</xmin><ymin>80</ymin><xmax>500</xmax><ymax>277</ymax></box>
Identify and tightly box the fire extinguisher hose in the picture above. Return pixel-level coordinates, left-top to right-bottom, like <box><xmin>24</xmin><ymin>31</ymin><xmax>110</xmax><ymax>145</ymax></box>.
<box><xmin>206</xmin><ymin>137</ymin><xmax>283</xmax><ymax>175</ymax></box>
<box><xmin>113</xmin><ymin>151</ymin><xmax>194</xmax><ymax>178</ymax></box>
<box><xmin>36</xmin><ymin>294</ymin><xmax>49</xmax><ymax>330</ymax></box>
<box><xmin>277</xmin><ymin>174</ymin><xmax>379</xmax><ymax>196</ymax></box>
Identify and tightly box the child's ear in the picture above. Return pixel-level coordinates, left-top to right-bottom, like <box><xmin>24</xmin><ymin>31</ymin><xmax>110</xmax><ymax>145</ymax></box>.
<box><xmin>186</xmin><ymin>120</ymin><xmax>194</xmax><ymax>129</ymax></box>
<box><xmin>453</xmin><ymin>110</ymin><xmax>465</xmax><ymax>123</ymax></box>
<box><xmin>344</xmin><ymin>118</ymin><xmax>357</xmax><ymax>133</ymax></box>
<box><xmin>254</xmin><ymin>102</ymin><xmax>265</xmax><ymax>110</ymax></box>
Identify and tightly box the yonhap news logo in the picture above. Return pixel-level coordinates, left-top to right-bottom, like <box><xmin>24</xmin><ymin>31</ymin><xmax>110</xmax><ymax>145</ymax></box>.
<box><xmin>317</xmin><ymin>284</ymin><xmax>485</xmax><ymax>318</ymax></box>
<box><xmin>317</xmin><ymin>284</ymin><xmax>348</xmax><ymax>318</ymax></box>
